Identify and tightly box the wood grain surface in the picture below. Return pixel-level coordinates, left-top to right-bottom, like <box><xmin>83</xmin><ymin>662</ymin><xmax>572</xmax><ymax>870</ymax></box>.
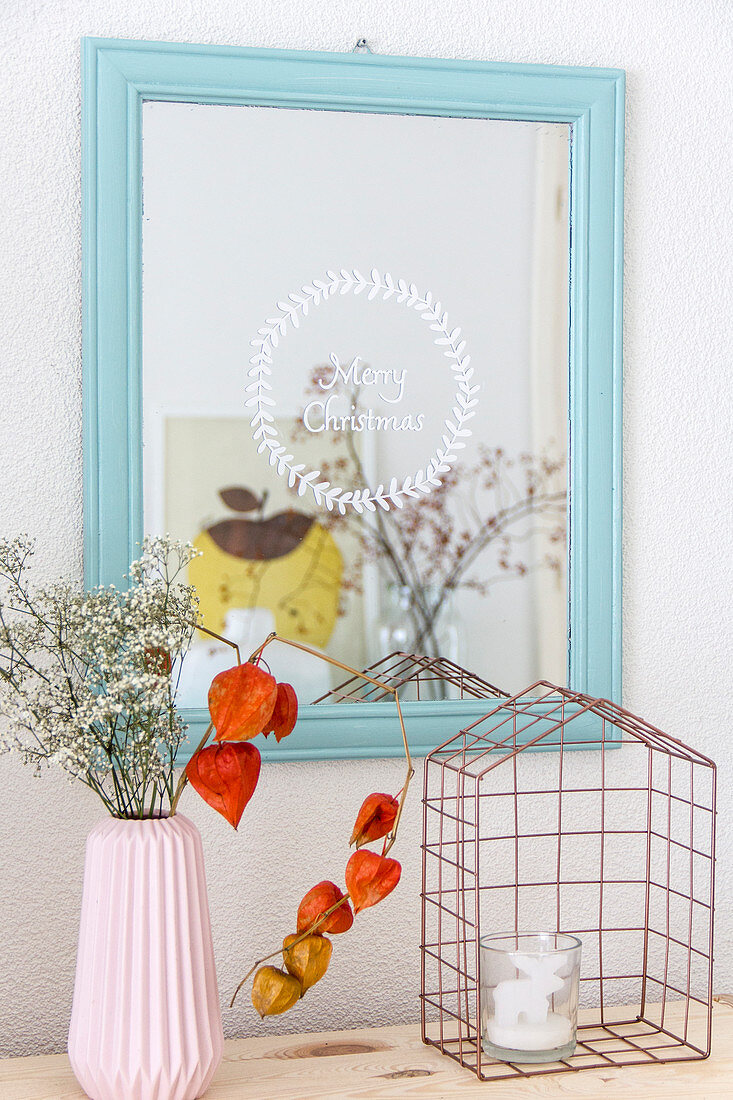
<box><xmin>1</xmin><ymin>1000</ymin><xmax>731</xmax><ymax>1099</ymax></box>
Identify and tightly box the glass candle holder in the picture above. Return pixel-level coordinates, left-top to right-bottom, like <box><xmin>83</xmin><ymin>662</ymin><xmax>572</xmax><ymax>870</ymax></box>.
<box><xmin>480</xmin><ymin>932</ymin><xmax>582</xmax><ymax>1063</ymax></box>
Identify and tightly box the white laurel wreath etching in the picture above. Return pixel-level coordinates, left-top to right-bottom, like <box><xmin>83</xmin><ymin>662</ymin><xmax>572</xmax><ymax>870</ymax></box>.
<box><xmin>246</xmin><ymin>269</ymin><xmax>480</xmax><ymax>514</ymax></box>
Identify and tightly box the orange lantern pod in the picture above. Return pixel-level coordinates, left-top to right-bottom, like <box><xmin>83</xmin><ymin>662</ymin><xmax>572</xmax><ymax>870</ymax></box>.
<box><xmin>297</xmin><ymin>880</ymin><xmax>354</xmax><ymax>935</ymax></box>
<box><xmin>349</xmin><ymin>792</ymin><xmax>399</xmax><ymax>848</ymax></box>
<box><xmin>251</xmin><ymin>966</ymin><xmax>302</xmax><ymax>1017</ymax></box>
<box><xmin>185</xmin><ymin>742</ymin><xmax>261</xmax><ymax>829</ymax></box>
<box><xmin>208</xmin><ymin>663</ymin><xmax>277</xmax><ymax>742</ymax></box>
<box><xmin>345</xmin><ymin>850</ymin><xmax>402</xmax><ymax>914</ymax></box>
<box><xmin>262</xmin><ymin>682</ymin><xmax>298</xmax><ymax>742</ymax></box>
<box><xmin>282</xmin><ymin>933</ymin><xmax>332</xmax><ymax>993</ymax></box>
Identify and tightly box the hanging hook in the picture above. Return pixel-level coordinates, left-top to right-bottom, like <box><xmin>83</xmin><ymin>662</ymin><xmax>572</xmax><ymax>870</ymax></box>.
<box><xmin>353</xmin><ymin>38</ymin><xmax>373</xmax><ymax>53</ymax></box>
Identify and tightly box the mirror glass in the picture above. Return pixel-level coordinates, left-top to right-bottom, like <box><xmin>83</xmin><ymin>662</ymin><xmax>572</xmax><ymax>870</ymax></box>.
<box><xmin>141</xmin><ymin>102</ymin><xmax>569</xmax><ymax>703</ymax></box>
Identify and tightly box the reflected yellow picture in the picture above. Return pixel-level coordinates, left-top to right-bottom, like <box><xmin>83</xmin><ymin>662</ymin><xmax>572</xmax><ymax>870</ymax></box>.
<box><xmin>190</xmin><ymin>502</ymin><xmax>343</xmax><ymax>647</ymax></box>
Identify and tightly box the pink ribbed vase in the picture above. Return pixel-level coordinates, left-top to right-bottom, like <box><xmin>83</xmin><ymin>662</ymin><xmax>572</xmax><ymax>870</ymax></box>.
<box><xmin>68</xmin><ymin>814</ymin><xmax>224</xmax><ymax>1100</ymax></box>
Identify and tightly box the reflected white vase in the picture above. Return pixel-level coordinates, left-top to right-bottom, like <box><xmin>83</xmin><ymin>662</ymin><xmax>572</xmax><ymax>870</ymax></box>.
<box><xmin>177</xmin><ymin>607</ymin><xmax>332</xmax><ymax>707</ymax></box>
<box><xmin>375</xmin><ymin>583</ymin><xmax>462</xmax><ymax>663</ymax></box>
<box><xmin>68</xmin><ymin>814</ymin><xmax>223</xmax><ymax>1100</ymax></box>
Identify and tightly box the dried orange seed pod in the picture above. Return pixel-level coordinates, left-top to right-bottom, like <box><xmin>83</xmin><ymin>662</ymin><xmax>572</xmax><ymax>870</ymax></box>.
<box><xmin>297</xmin><ymin>880</ymin><xmax>354</xmax><ymax>934</ymax></box>
<box><xmin>345</xmin><ymin>849</ymin><xmax>402</xmax><ymax>914</ymax></box>
<box><xmin>282</xmin><ymin>933</ymin><xmax>333</xmax><ymax>993</ymax></box>
<box><xmin>209</xmin><ymin>663</ymin><xmax>277</xmax><ymax>742</ymax></box>
<box><xmin>185</xmin><ymin>741</ymin><xmax>261</xmax><ymax>829</ymax></box>
<box><xmin>349</xmin><ymin>792</ymin><xmax>399</xmax><ymax>848</ymax></box>
<box><xmin>263</xmin><ymin>682</ymin><xmax>299</xmax><ymax>742</ymax></box>
<box><xmin>251</xmin><ymin>965</ymin><xmax>302</xmax><ymax>1017</ymax></box>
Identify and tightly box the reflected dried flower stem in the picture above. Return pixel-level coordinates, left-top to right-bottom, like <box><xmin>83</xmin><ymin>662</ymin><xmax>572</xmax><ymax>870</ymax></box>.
<box><xmin>291</xmin><ymin>370</ymin><xmax>567</xmax><ymax>654</ymax></box>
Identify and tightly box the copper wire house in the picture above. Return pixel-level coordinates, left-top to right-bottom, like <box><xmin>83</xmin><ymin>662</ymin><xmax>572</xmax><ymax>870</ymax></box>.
<box><xmin>420</xmin><ymin>681</ymin><xmax>716</xmax><ymax>1081</ymax></box>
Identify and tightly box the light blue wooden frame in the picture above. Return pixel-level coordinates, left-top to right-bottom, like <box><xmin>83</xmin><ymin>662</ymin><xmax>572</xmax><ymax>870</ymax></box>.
<box><xmin>82</xmin><ymin>37</ymin><xmax>624</xmax><ymax>762</ymax></box>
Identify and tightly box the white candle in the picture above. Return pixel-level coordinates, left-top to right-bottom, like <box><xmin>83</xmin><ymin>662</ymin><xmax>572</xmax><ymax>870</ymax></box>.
<box><xmin>487</xmin><ymin>1012</ymin><xmax>572</xmax><ymax>1052</ymax></box>
<box><xmin>487</xmin><ymin>951</ymin><xmax>571</xmax><ymax>1052</ymax></box>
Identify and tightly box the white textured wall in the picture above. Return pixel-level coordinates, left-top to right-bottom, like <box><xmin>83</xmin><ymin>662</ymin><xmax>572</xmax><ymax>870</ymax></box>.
<box><xmin>1</xmin><ymin>0</ymin><xmax>731</xmax><ymax>1057</ymax></box>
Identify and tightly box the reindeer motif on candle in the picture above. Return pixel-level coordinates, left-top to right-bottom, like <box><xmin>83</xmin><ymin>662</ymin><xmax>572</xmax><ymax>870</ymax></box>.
<box><xmin>481</xmin><ymin>933</ymin><xmax>582</xmax><ymax>1062</ymax></box>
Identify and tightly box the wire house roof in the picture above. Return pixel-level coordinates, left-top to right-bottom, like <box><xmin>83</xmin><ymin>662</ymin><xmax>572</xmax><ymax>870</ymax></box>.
<box><xmin>426</xmin><ymin>680</ymin><xmax>717</xmax><ymax>780</ymax></box>
<box><xmin>312</xmin><ymin>651</ymin><xmax>509</xmax><ymax>705</ymax></box>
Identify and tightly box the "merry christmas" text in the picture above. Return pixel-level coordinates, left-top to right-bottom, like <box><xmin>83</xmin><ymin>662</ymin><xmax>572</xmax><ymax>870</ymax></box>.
<box><xmin>302</xmin><ymin>354</ymin><xmax>425</xmax><ymax>434</ymax></box>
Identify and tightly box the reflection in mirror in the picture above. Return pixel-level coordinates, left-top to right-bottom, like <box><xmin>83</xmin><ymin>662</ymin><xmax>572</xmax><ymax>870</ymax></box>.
<box><xmin>142</xmin><ymin>103</ymin><xmax>569</xmax><ymax>704</ymax></box>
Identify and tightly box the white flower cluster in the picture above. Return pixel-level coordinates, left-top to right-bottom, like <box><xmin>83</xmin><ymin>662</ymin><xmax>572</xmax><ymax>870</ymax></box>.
<box><xmin>0</xmin><ymin>535</ymin><xmax>201</xmax><ymax>817</ymax></box>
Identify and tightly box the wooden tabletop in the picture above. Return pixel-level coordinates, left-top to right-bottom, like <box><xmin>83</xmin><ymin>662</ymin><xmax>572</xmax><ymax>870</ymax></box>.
<box><xmin>2</xmin><ymin>1000</ymin><xmax>732</xmax><ymax>1099</ymax></box>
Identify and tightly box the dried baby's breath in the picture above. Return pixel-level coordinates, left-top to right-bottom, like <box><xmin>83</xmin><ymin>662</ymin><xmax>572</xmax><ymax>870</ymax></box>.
<box><xmin>0</xmin><ymin>535</ymin><xmax>200</xmax><ymax>818</ymax></box>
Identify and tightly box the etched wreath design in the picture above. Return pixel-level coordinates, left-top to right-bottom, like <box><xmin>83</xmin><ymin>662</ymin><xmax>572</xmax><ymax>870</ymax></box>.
<box><xmin>246</xmin><ymin>269</ymin><xmax>479</xmax><ymax>514</ymax></box>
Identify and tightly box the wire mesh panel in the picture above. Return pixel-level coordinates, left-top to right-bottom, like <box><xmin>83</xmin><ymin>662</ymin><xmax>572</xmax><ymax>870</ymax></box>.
<box><xmin>420</xmin><ymin>682</ymin><xmax>716</xmax><ymax>1081</ymax></box>
<box><xmin>313</xmin><ymin>652</ymin><xmax>508</xmax><ymax>704</ymax></box>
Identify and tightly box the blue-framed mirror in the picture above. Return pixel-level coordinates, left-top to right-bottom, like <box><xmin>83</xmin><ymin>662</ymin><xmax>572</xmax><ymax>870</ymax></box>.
<box><xmin>82</xmin><ymin>38</ymin><xmax>623</xmax><ymax>760</ymax></box>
